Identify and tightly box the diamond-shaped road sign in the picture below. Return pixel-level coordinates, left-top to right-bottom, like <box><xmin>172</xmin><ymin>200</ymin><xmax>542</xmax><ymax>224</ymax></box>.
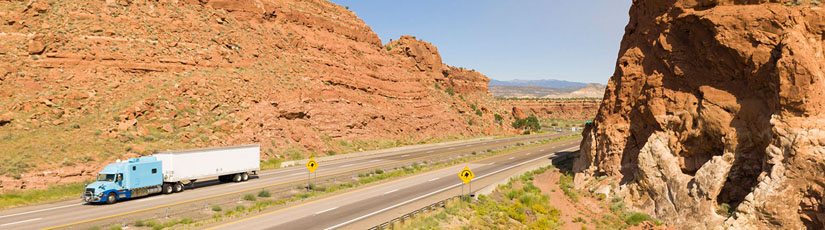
<box><xmin>306</xmin><ymin>158</ymin><xmax>318</xmax><ymax>173</ymax></box>
<box><xmin>458</xmin><ymin>166</ymin><xmax>474</xmax><ymax>184</ymax></box>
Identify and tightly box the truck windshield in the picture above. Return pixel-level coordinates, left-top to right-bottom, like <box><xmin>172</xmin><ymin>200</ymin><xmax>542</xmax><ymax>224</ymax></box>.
<box><xmin>97</xmin><ymin>174</ymin><xmax>116</xmax><ymax>182</ymax></box>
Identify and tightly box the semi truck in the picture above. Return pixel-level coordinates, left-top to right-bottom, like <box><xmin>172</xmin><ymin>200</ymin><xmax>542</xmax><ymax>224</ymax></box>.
<box><xmin>83</xmin><ymin>145</ymin><xmax>260</xmax><ymax>204</ymax></box>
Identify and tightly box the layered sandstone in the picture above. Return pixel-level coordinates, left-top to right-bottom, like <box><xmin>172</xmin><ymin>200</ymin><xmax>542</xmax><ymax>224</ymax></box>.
<box><xmin>574</xmin><ymin>1</ymin><xmax>825</xmax><ymax>229</ymax></box>
<box><xmin>0</xmin><ymin>0</ymin><xmax>513</xmax><ymax>191</ymax></box>
<box><xmin>504</xmin><ymin>100</ymin><xmax>599</xmax><ymax>120</ymax></box>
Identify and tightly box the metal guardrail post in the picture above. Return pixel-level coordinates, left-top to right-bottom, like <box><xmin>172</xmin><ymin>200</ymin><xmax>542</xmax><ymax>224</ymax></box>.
<box><xmin>165</xmin><ymin>207</ymin><xmax>169</xmax><ymax>219</ymax></box>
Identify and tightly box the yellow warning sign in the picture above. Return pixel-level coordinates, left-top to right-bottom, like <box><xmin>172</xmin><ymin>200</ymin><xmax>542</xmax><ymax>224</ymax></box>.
<box><xmin>458</xmin><ymin>166</ymin><xmax>474</xmax><ymax>184</ymax></box>
<box><xmin>306</xmin><ymin>158</ymin><xmax>318</xmax><ymax>173</ymax></box>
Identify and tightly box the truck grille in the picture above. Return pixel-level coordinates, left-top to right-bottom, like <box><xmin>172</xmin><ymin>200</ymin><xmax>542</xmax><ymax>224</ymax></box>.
<box><xmin>85</xmin><ymin>188</ymin><xmax>95</xmax><ymax>197</ymax></box>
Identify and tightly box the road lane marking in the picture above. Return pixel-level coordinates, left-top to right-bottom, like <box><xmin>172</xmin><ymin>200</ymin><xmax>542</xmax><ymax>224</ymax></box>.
<box><xmin>315</xmin><ymin>207</ymin><xmax>338</xmax><ymax>215</ymax></box>
<box><xmin>229</xmin><ymin>183</ymin><xmax>245</xmax><ymax>186</ymax></box>
<box><xmin>140</xmin><ymin>196</ymin><xmax>165</xmax><ymax>202</ymax></box>
<box><xmin>0</xmin><ymin>203</ymin><xmax>83</xmax><ymax>219</ymax></box>
<box><xmin>324</xmin><ymin>151</ymin><xmax>557</xmax><ymax>230</ymax></box>
<box><xmin>384</xmin><ymin>189</ymin><xmax>399</xmax><ymax>195</ymax></box>
<box><xmin>339</xmin><ymin>164</ymin><xmax>353</xmax><ymax>168</ymax></box>
<box><xmin>428</xmin><ymin>177</ymin><xmax>439</xmax><ymax>182</ymax></box>
<box><xmin>526</xmin><ymin>152</ymin><xmax>531</xmax><ymax>155</ymax></box>
<box><xmin>0</xmin><ymin>218</ymin><xmax>43</xmax><ymax>226</ymax></box>
<box><xmin>426</xmin><ymin>151</ymin><xmax>434</xmax><ymax>153</ymax></box>
<box><xmin>487</xmin><ymin>163</ymin><xmax>494</xmax><ymax>165</ymax></box>
<box><xmin>290</xmin><ymin>172</ymin><xmax>305</xmax><ymax>176</ymax></box>
<box><xmin>401</xmin><ymin>155</ymin><xmax>409</xmax><ymax>157</ymax></box>
<box><xmin>370</xmin><ymin>159</ymin><xmax>382</xmax><ymax>162</ymax></box>
<box><xmin>509</xmin><ymin>157</ymin><xmax>515</xmax><ymax>159</ymax></box>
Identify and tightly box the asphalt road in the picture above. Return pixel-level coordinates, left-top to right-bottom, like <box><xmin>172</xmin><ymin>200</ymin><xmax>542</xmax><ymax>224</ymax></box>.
<box><xmin>0</xmin><ymin>133</ymin><xmax>569</xmax><ymax>230</ymax></box>
<box><xmin>206</xmin><ymin>138</ymin><xmax>582</xmax><ymax>230</ymax></box>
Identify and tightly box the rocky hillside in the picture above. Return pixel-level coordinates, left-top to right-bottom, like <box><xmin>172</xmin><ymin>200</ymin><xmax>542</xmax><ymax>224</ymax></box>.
<box><xmin>0</xmin><ymin>0</ymin><xmax>515</xmax><ymax>191</ymax></box>
<box><xmin>574</xmin><ymin>1</ymin><xmax>825</xmax><ymax>229</ymax></box>
<box><xmin>490</xmin><ymin>83</ymin><xmax>605</xmax><ymax>98</ymax></box>
<box><xmin>506</xmin><ymin>99</ymin><xmax>599</xmax><ymax>120</ymax></box>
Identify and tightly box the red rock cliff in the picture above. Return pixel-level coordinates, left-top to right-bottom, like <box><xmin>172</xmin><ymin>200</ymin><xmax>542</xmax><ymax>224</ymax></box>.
<box><xmin>574</xmin><ymin>1</ymin><xmax>825</xmax><ymax>229</ymax></box>
<box><xmin>0</xmin><ymin>0</ymin><xmax>514</xmax><ymax>191</ymax></box>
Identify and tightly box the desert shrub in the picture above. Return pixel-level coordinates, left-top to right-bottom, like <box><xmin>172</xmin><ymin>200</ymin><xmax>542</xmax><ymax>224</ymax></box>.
<box><xmin>134</xmin><ymin>220</ymin><xmax>145</xmax><ymax>227</ymax></box>
<box><xmin>446</xmin><ymin>87</ymin><xmax>455</xmax><ymax>96</ymax></box>
<box><xmin>512</xmin><ymin>115</ymin><xmax>540</xmax><ymax>132</ymax></box>
<box><xmin>258</xmin><ymin>190</ymin><xmax>271</xmax><ymax>197</ymax></box>
<box><xmin>717</xmin><ymin>203</ymin><xmax>731</xmax><ymax>217</ymax></box>
<box><xmin>243</xmin><ymin>194</ymin><xmax>256</xmax><ymax>201</ymax></box>
<box><xmin>211</xmin><ymin>205</ymin><xmax>222</xmax><ymax>212</ymax></box>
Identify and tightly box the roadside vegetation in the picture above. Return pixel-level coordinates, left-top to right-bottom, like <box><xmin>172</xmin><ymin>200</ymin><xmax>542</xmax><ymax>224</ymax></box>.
<box><xmin>0</xmin><ymin>179</ymin><xmax>92</xmax><ymax>209</ymax></box>
<box><xmin>401</xmin><ymin>166</ymin><xmax>562</xmax><ymax>229</ymax></box>
<box><xmin>401</xmin><ymin>144</ymin><xmax>666</xmax><ymax>230</ymax></box>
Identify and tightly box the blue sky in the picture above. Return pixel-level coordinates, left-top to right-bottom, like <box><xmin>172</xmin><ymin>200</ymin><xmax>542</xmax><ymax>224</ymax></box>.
<box><xmin>330</xmin><ymin>0</ymin><xmax>632</xmax><ymax>84</ymax></box>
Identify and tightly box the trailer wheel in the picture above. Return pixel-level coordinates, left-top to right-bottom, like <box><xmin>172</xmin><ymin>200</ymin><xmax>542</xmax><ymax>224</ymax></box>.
<box><xmin>162</xmin><ymin>183</ymin><xmax>173</xmax><ymax>194</ymax></box>
<box><xmin>233</xmin><ymin>173</ymin><xmax>242</xmax><ymax>182</ymax></box>
<box><xmin>241</xmin><ymin>172</ymin><xmax>249</xmax><ymax>181</ymax></box>
<box><xmin>174</xmin><ymin>182</ymin><xmax>184</xmax><ymax>193</ymax></box>
<box><xmin>106</xmin><ymin>193</ymin><xmax>117</xmax><ymax>204</ymax></box>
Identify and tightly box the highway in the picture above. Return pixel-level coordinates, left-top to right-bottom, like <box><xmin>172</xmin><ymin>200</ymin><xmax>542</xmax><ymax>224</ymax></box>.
<box><xmin>206</xmin><ymin>138</ymin><xmax>581</xmax><ymax>230</ymax></box>
<box><xmin>0</xmin><ymin>133</ymin><xmax>569</xmax><ymax>230</ymax></box>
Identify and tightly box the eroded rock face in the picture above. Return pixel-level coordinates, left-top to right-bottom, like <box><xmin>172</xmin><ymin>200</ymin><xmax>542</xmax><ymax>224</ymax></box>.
<box><xmin>504</xmin><ymin>100</ymin><xmax>599</xmax><ymax>120</ymax></box>
<box><xmin>0</xmin><ymin>0</ymin><xmax>513</xmax><ymax>191</ymax></box>
<box><xmin>574</xmin><ymin>1</ymin><xmax>825</xmax><ymax>229</ymax></box>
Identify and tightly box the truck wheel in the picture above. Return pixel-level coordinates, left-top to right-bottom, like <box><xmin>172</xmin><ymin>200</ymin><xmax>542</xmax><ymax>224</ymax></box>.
<box><xmin>242</xmin><ymin>172</ymin><xmax>249</xmax><ymax>181</ymax></box>
<box><xmin>106</xmin><ymin>193</ymin><xmax>117</xmax><ymax>204</ymax></box>
<box><xmin>162</xmin><ymin>183</ymin><xmax>173</xmax><ymax>194</ymax></box>
<box><xmin>233</xmin><ymin>173</ymin><xmax>242</xmax><ymax>182</ymax></box>
<box><xmin>174</xmin><ymin>182</ymin><xmax>184</xmax><ymax>193</ymax></box>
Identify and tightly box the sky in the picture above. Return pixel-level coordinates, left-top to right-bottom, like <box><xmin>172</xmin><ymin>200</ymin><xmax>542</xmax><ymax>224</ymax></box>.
<box><xmin>330</xmin><ymin>0</ymin><xmax>632</xmax><ymax>84</ymax></box>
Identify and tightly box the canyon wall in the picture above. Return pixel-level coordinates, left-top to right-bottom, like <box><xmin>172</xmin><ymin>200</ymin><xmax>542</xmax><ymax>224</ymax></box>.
<box><xmin>505</xmin><ymin>100</ymin><xmax>599</xmax><ymax>120</ymax></box>
<box><xmin>574</xmin><ymin>1</ymin><xmax>825</xmax><ymax>229</ymax></box>
<box><xmin>0</xmin><ymin>0</ymin><xmax>512</xmax><ymax>191</ymax></box>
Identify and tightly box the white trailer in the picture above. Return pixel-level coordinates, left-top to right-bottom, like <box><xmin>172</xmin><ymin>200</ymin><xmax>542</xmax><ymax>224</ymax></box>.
<box><xmin>153</xmin><ymin>145</ymin><xmax>260</xmax><ymax>193</ymax></box>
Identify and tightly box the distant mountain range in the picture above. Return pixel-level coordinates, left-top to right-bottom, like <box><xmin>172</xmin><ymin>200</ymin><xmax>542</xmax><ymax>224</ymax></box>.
<box><xmin>489</xmin><ymin>79</ymin><xmax>605</xmax><ymax>98</ymax></box>
<box><xmin>489</xmin><ymin>79</ymin><xmax>589</xmax><ymax>88</ymax></box>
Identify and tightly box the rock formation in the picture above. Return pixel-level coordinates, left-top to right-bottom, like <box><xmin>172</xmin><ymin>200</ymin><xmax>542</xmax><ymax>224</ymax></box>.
<box><xmin>574</xmin><ymin>1</ymin><xmax>825</xmax><ymax>229</ymax></box>
<box><xmin>504</xmin><ymin>100</ymin><xmax>599</xmax><ymax>120</ymax></box>
<box><xmin>0</xmin><ymin>0</ymin><xmax>514</xmax><ymax>191</ymax></box>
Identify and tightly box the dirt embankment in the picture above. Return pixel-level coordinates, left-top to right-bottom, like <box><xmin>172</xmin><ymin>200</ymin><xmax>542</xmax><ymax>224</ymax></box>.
<box><xmin>575</xmin><ymin>1</ymin><xmax>825</xmax><ymax>229</ymax></box>
<box><xmin>0</xmin><ymin>0</ymin><xmax>516</xmax><ymax>191</ymax></box>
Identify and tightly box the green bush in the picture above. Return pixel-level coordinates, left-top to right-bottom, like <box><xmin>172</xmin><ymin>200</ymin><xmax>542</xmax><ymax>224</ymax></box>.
<box><xmin>258</xmin><ymin>190</ymin><xmax>271</xmax><ymax>197</ymax></box>
<box><xmin>374</xmin><ymin>169</ymin><xmax>383</xmax><ymax>174</ymax></box>
<box><xmin>475</xmin><ymin>109</ymin><xmax>483</xmax><ymax>116</ymax></box>
<box><xmin>494</xmin><ymin>114</ymin><xmax>503</xmax><ymax>124</ymax></box>
<box><xmin>717</xmin><ymin>203</ymin><xmax>731</xmax><ymax>217</ymax></box>
<box><xmin>244</xmin><ymin>194</ymin><xmax>257</xmax><ymax>201</ymax></box>
<box><xmin>512</xmin><ymin>115</ymin><xmax>540</xmax><ymax>132</ymax></box>
<box><xmin>212</xmin><ymin>205</ymin><xmax>222</xmax><ymax>212</ymax></box>
<box><xmin>134</xmin><ymin>220</ymin><xmax>145</xmax><ymax>227</ymax></box>
<box><xmin>623</xmin><ymin>212</ymin><xmax>651</xmax><ymax>226</ymax></box>
<box><xmin>446</xmin><ymin>87</ymin><xmax>455</xmax><ymax>96</ymax></box>
<box><xmin>108</xmin><ymin>226</ymin><xmax>122</xmax><ymax>230</ymax></box>
<box><xmin>181</xmin><ymin>218</ymin><xmax>193</xmax><ymax>225</ymax></box>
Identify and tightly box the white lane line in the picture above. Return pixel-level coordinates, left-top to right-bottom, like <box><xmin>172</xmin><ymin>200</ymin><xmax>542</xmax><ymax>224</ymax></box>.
<box><xmin>384</xmin><ymin>189</ymin><xmax>399</xmax><ymax>195</ymax></box>
<box><xmin>324</xmin><ymin>152</ymin><xmax>553</xmax><ymax>230</ymax></box>
<box><xmin>428</xmin><ymin>177</ymin><xmax>439</xmax><ymax>182</ymax></box>
<box><xmin>0</xmin><ymin>218</ymin><xmax>43</xmax><ymax>226</ymax></box>
<box><xmin>508</xmin><ymin>157</ymin><xmax>515</xmax><ymax>160</ymax></box>
<box><xmin>487</xmin><ymin>162</ymin><xmax>495</xmax><ymax>165</ymax></box>
<box><xmin>290</xmin><ymin>172</ymin><xmax>305</xmax><ymax>176</ymax></box>
<box><xmin>449</xmin><ymin>147</ymin><xmax>455</xmax><ymax>150</ymax></box>
<box><xmin>370</xmin><ymin>159</ymin><xmax>382</xmax><ymax>162</ymax></box>
<box><xmin>401</xmin><ymin>155</ymin><xmax>409</xmax><ymax>157</ymax></box>
<box><xmin>426</xmin><ymin>151</ymin><xmax>434</xmax><ymax>153</ymax></box>
<box><xmin>140</xmin><ymin>196</ymin><xmax>165</xmax><ymax>202</ymax></box>
<box><xmin>526</xmin><ymin>152</ymin><xmax>531</xmax><ymax>155</ymax></box>
<box><xmin>229</xmin><ymin>183</ymin><xmax>245</xmax><ymax>186</ymax></box>
<box><xmin>339</xmin><ymin>164</ymin><xmax>353</xmax><ymax>168</ymax></box>
<box><xmin>316</xmin><ymin>207</ymin><xmax>338</xmax><ymax>215</ymax></box>
<box><xmin>0</xmin><ymin>203</ymin><xmax>83</xmax><ymax>219</ymax></box>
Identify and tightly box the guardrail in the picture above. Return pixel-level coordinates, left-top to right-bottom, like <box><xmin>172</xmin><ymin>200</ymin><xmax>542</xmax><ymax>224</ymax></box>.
<box><xmin>48</xmin><ymin>136</ymin><xmax>562</xmax><ymax>230</ymax></box>
<box><xmin>369</xmin><ymin>195</ymin><xmax>470</xmax><ymax>230</ymax></box>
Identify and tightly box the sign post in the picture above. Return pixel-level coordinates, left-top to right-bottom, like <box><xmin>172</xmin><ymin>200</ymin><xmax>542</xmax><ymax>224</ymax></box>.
<box><xmin>458</xmin><ymin>166</ymin><xmax>474</xmax><ymax>201</ymax></box>
<box><xmin>306</xmin><ymin>158</ymin><xmax>318</xmax><ymax>191</ymax></box>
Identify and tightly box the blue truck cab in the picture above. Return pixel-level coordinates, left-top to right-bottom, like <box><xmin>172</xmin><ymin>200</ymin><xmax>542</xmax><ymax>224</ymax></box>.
<box><xmin>83</xmin><ymin>156</ymin><xmax>163</xmax><ymax>204</ymax></box>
